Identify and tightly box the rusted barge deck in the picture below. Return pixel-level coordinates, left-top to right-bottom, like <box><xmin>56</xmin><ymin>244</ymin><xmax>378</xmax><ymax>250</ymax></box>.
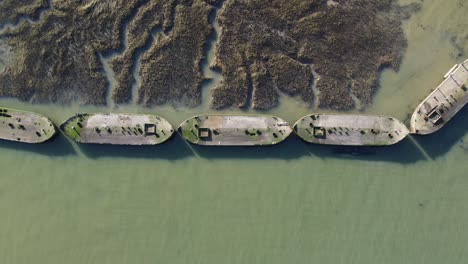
<box><xmin>60</xmin><ymin>113</ymin><xmax>174</xmax><ymax>145</ymax></box>
<box><xmin>411</xmin><ymin>58</ymin><xmax>468</xmax><ymax>135</ymax></box>
<box><xmin>294</xmin><ymin>114</ymin><xmax>409</xmax><ymax>146</ymax></box>
<box><xmin>0</xmin><ymin>107</ymin><xmax>56</xmax><ymax>143</ymax></box>
<box><xmin>178</xmin><ymin>115</ymin><xmax>292</xmax><ymax>146</ymax></box>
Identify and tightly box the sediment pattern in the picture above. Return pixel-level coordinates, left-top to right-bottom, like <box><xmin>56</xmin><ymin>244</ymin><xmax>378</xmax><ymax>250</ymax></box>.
<box><xmin>0</xmin><ymin>0</ymin><xmax>49</xmax><ymax>27</ymax></box>
<box><xmin>0</xmin><ymin>0</ymin><xmax>140</xmax><ymax>104</ymax></box>
<box><xmin>0</xmin><ymin>0</ymin><xmax>417</xmax><ymax>110</ymax></box>
<box><xmin>136</xmin><ymin>0</ymin><xmax>214</xmax><ymax>107</ymax></box>
<box><xmin>211</xmin><ymin>0</ymin><xmax>416</xmax><ymax>110</ymax></box>
<box><xmin>109</xmin><ymin>0</ymin><xmax>174</xmax><ymax>104</ymax></box>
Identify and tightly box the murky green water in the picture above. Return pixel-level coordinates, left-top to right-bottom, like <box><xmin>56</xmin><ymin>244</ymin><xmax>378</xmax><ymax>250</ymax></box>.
<box><xmin>0</xmin><ymin>0</ymin><xmax>467</xmax><ymax>263</ymax></box>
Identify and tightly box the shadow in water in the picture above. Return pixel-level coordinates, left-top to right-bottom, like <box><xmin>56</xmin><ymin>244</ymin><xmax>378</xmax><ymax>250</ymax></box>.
<box><xmin>2</xmin><ymin>107</ymin><xmax>465</xmax><ymax>162</ymax></box>
<box><xmin>78</xmin><ymin>134</ymin><xmax>193</xmax><ymax>160</ymax></box>
<box><xmin>191</xmin><ymin>134</ymin><xmax>427</xmax><ymax>164</ymax></box>
<box><xmin>0</xmin><ymin>132</ymin><xmax>76</xmax><ymax>157</ymax></box>
<box><xmin>190</xmin><ymin>108</ymin><xmax>467</xmax><ymax>163</ymax></box>
<box><xmin>412</xmin><ymin>105</ymin><xmax>468</xmax><ymax>159</ymax></box>
<box><xmin>191</xmin><ymin>136</ymin><xmax>309</xmax><ymax>160</ymax></box>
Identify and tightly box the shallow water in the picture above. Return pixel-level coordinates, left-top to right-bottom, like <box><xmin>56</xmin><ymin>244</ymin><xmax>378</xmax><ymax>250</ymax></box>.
<box><xmin>0</xmin><ymin>0</ymin><xmax>467</xmax><ymax>263</ymax></box>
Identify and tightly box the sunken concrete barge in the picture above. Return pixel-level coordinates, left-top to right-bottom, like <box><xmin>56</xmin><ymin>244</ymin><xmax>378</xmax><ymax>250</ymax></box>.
<box><xmin>178</xmin><ymin>115</ymin><xmax>292</xmax><ymax>146</ymax></box>
<box><xmin>411</xmin><ymin>59</ymin><xmax>468</xmax><ymax>135</ymax></box>
<box><xmin>60</xmin><ymin>113</ymin><xmax>174</xmax><ymax>145</ymax></box>
<box><xmin>294</xmin><ymin>114</ymin><xmax>409</xmax><ymax>146</ymax></box>
<box><xmin>0</xmin><ymin>107</ymin><xmax>56</xmax><ymax>143</ymax></box>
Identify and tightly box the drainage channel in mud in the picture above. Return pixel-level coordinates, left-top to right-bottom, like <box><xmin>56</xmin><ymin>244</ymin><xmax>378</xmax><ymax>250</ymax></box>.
<box><xmin>349</xmin><ymin>92</ymin><xmax>363</xmax><ymax>111</ymax></box>
<box><xmin>0</xmin><ymin>40</ymin><xmax>13</xmax><ymax>72</ymax></box>
<box><xmin>97</xmin><ymin>1</ymin><xmax>157</xmax><ymax>108</ymax></box>
<box><xmin>309</xmin><ymin>65</ymin><xmax>321</xmax><ymax>110</ymax></box>
<box><xmin>99</xmin><ymin>5</ymin><xmax>136</xmax><ymax>108</ymax></box>
<box><xmin>0</xmin><ymin>0</ymin><xmax>52</xmax><ymax>32</ymax></box>
<box><xmin>99</xmin><ymin>54</ymin><xmax>118</xmax><ymax>109</ymax></box>
<box><xmin>199</xmin><ymin>3</ymin><xmax>224</xmax><ymax>111</ymax></box>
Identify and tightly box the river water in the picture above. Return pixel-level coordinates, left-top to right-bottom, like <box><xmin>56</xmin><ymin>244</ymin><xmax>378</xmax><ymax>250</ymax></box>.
<box><xmin>0</xmin><ymin>0</ymin><xmax>467</xmax><ymax>263</ymax></box>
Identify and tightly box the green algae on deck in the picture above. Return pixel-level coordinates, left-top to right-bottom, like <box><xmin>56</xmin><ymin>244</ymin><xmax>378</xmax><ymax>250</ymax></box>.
<box><xmin>178</xmin><ymin>115</ymin><xmax>292</xmax><ymax>146</ymax></box>
<box><xmin>60</xmin><ymin>113</ymin><xmax>174</xmax><ymax>145</ymax></box>
<box><xmin>294</xmin><ymin>114</ymin><xmax>409</xmax><ymax>146</ymax></box>
<box><xmin>0</xmin><ymin>107</ymin><xmax>56</xmax><ymax>143</ymax></box>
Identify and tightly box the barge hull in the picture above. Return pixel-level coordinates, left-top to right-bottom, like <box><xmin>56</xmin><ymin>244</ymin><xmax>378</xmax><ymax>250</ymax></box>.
<box><xmin>60</xmin><ymin>113</ymin><xmax>174</xmax><ymax>145</ymax></box>
<box><xmin>294</xmin><ymin>114</ymin><xmax>409</xmax><ymax>146</ymax></box>
<box><xmin>411</xmin><ymin>59</ymin><xmax>468</xmax><ymax>135</ymax></box>
<box><xmin>0</xmin><ymin>107</ymin><xmax>56</xmax><ymax>143</ymax></box>
<box><xmin>179</xmin><ymin>115</ymin><xmax>292</xmax><ymax>146</ymax></box>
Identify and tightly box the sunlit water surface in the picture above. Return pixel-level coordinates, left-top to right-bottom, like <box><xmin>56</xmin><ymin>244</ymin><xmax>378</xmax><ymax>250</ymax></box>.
<box><xmin>0</xmin><ymin>0</ymin><xmax>467</xmax><ymax>263</ymax></box>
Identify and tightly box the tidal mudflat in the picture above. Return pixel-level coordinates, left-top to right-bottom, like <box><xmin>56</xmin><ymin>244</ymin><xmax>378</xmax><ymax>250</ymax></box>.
<box><xmin>0</xmin><ymin>0</ymin><xmax>467</xmax><ymax>263</ymax></box>
<box><xmin>1</xmin><ymin>0</ymin><xmax>418</xmax><ymax>110</ymax></box>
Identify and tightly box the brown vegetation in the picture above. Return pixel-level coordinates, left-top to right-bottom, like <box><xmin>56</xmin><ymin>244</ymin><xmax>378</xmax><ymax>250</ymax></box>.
<box><xmin>136</xmin><ymin>0</ymin><xmax>214</xmax><ymax>107</ymax></box>
<box><xmin>109</xmin><ymin>0</ymin><xmax>175</xmax><ymax>104</ymax></box>
<box><xmin>212</xmin><ymin>0</ymin><xmax>416</xmax><ymax>110</ymax></box>
<box><xmin>0</xmin><ymin>0</ymin><xmax>418</xmax><ymax>110</ymax></box>
<box><xmin>0</xmin><ymin>0</ymin><xmax>49</xmax><ymax>27</ymax></box>
<box><xmin>0</xmin><ymin>0</ymin><xmax>140</xmax><ymax>104</ymax></box>
<box><xmin>0</xmin><ymin>0</ymin><xmax>217</xmax><ymax>107</ymax></box>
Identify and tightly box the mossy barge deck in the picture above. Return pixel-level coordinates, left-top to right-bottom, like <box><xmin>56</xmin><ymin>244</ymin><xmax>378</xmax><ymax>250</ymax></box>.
<box><xmin>0</xmin><ymin>107</ymin><xmax>56</xmax><ymax>143</ymax></box>
<box><xmin>60</xmin><ymin>113</ymin><xmax>174</xmax><ymax>145</ymax></box>
<box><xmin>411</xmin><ymin>58</ymin><xmax>468</xmax><ymax>135</ymax></box>
<box><xmin>178</xmin><ymin>115</ymin><xmax>292</xmax><ymax>146</ymax></box>
<box><xmin>294</xmin><ymin>114</ymin><xmax>409</xmax><ymax>146</ymax></box>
